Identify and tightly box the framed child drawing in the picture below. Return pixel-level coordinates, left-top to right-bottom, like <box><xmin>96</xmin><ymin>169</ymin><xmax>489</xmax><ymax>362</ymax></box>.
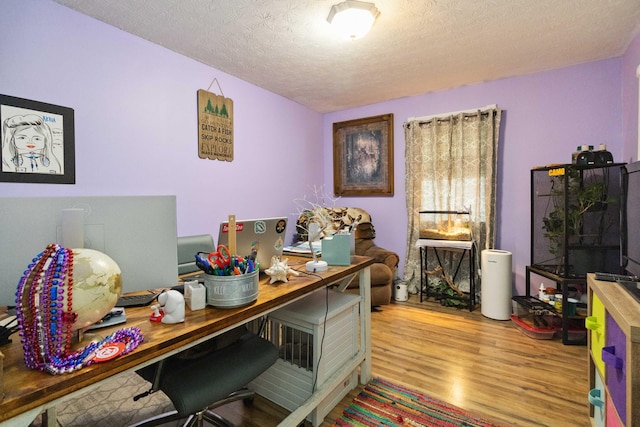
<box><xmin>0</xmin><ymin>94</ymin><xmax>75</xmax><ymax>184</ymax></box>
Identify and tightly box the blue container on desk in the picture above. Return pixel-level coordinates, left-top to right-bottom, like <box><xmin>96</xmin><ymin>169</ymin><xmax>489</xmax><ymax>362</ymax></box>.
<box><xmin>321</xmin><ymin>233</ymin><xmax>353</xmax><ymax>266</ymax></box>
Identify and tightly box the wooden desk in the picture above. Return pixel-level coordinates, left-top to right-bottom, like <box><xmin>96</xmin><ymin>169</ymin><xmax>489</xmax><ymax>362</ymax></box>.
<box><xmin>0</xmin><ymin>255</ymin><xmax>373</xmax><ymax>427</ymax></box>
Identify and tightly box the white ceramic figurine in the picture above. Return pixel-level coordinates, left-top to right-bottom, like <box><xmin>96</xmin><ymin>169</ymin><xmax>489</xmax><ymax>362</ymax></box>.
<box><xmin>157</xmin><ymin>289</ymin><xmax>185</xmax><ymax>324</ymax></box>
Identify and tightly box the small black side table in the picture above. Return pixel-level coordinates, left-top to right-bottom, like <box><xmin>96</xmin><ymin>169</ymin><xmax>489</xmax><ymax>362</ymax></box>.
<box><xmin>416</xmin><ymin>239</ymin><xmax>476</xmax><ymax>311</ymax></box>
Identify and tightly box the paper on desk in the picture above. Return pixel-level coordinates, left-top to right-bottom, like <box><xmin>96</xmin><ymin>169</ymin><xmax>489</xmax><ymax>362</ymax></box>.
<box><xmin>283</xmin><ymin>241</ymin><xmax>322</xmax><ymax>257</ymax></box>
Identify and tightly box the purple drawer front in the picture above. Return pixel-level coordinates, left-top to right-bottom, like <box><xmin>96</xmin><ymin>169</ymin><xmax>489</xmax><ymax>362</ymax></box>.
<box><xmin>604</xmin><ymin>312</ymin><xmax>626</xmax><ymax>425</ymax></box>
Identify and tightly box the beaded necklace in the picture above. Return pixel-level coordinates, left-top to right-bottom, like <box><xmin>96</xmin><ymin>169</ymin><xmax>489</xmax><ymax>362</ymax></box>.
<box><xmin>15</xmin><ymin>244</ymin><xmax>144</xmax><ymax>375</ymax></box>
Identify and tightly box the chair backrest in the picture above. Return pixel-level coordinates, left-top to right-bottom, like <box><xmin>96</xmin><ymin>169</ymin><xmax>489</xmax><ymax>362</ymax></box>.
<box><xmin>177</xmin><ymin>234</ymin><xmax>215</xmax><ymax>275</ymax></box>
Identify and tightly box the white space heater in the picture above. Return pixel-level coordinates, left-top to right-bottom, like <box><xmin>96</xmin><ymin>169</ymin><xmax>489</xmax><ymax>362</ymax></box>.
<box><xmin>481</xmin><ymin>249</ymin><xmax>512</xmax><ymax>320</ymax></box>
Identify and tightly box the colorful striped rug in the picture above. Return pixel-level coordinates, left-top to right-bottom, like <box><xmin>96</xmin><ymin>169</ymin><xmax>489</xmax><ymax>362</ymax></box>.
<box><xmin>333</xmin><ymin>377</ymin><xmax>504</xmax><ymax>427</ymax></box>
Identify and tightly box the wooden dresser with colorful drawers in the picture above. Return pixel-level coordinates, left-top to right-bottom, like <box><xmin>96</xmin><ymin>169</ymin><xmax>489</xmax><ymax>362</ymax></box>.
<box><xmin>587</xmin><ymin>274</ymin><xmax>640</xmax><ymax>426</ymax></box>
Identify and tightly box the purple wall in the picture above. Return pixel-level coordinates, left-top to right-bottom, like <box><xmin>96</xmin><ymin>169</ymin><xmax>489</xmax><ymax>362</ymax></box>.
<box><xmin>0</xmin><ymin>0</ymin><xmax>323</xmax><ymax>243</ymax></box>
<box><xmin>2</xmin><ymin>0</ymin><xmax>639</xmax><ymax>296</ymax></box>
<box><xmin>324</xmin><ymin>58</ymin><xmax>628</xmax><ymax>295</ymax></box>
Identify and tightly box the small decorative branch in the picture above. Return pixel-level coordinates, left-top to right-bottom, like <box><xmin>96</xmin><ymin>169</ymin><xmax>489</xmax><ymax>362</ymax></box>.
<box><xmin>424</xmin><ymin>265</ymin><xmax>463</xmax><ymax>295</ymax></box>
<box><xmin>291</xmin><ymin>185</ymin><xmax>340</xmax><ymax>271</ymax></box>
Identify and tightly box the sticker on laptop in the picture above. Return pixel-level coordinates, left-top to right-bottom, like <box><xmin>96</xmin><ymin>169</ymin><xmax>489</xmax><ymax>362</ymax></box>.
<box><xmin>274</xmin><ymin>236</ymin><xmax>283</xmax><ymax>251</ymax></box>
<box><xmin>254</xmin><ymin>221</ymin><xmax>266</xmax><ymax>234</ymax></box>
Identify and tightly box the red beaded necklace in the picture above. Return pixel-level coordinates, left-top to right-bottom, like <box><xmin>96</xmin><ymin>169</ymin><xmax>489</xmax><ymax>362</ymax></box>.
<box><xmin>15</xmin><ymin>244</ymin><xmax>144</xmax><ymax>375</ymax></box>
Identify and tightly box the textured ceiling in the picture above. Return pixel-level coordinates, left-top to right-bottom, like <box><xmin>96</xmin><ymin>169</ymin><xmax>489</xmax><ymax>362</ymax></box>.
<box><xmin>54</xmin><ymin>0</ymin><xmax>640</xmax><ymax>113</ymax></box>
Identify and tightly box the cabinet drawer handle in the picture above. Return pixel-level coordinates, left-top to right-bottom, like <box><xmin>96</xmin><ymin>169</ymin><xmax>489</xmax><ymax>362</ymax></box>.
<box><xmin>588</xmin><ymin>388</ymin><xmax>604</xmax><ymax>408</ymax></box>
<box><xmin>585</xmin><ymin>316</ymin><xmax>601</xmax><ymax>331</ymax></box>
<box><xmin>602</xmin><ymin>345</ymin><xmax>624</xmax><ymax>370</ymax></box>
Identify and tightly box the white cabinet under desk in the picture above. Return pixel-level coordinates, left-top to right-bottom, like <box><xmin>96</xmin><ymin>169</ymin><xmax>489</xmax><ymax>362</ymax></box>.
<box><xmin>250</xmin><ymin>289</ymin><xmax>361</xmax><ymax>427</ymax></box>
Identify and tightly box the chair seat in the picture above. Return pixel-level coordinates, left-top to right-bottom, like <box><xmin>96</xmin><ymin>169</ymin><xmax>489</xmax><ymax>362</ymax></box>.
<box><xmin>138</xmin><ymin>330</ymin><xmax>278</xmax><ymax>416</ymax></box>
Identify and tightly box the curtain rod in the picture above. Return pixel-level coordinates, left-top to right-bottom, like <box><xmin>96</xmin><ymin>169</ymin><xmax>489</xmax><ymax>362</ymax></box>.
<box><xmin>407</xmin><ymin>104</ymin><xmax>497</xmax><ymax>122</ymax></box>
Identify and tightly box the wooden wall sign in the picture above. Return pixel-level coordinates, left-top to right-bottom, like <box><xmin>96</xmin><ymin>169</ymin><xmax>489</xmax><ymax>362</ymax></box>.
<box><xmin>197</xmin><ymin>89</ymin><xmax>234</xmax><ymax>161</ymax></box>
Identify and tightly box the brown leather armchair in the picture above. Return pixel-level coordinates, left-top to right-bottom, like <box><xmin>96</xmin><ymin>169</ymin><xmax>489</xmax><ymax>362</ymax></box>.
<box><xmin>296</xmin><ymin>207</ymin><xmax>399</xmax><ymax>306</ymax></box>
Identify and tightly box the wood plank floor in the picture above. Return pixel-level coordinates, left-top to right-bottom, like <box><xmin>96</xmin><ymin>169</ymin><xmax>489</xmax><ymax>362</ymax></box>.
<box><xmin>213</xmin><ymin>294</ymin><xmax>590</xmax><ymax>427</ymax></box>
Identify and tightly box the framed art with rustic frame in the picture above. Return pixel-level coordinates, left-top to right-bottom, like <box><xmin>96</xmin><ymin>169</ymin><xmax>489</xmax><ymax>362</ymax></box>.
<box><xmin>333</xmin><ymin>113</ymin><xmax>394</xmax><ymax>196</ymax></box>
<box><xmin>0</xmin><ymin>94</ymin><xmax>75</xmax><ymax>184</ymax></box>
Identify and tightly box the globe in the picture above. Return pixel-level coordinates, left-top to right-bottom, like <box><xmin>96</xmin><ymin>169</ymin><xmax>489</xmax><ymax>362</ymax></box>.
<box><xmin>70</xmin><ymin>248</ymin><xmax>122</xmax><ymax>330</ymax></box>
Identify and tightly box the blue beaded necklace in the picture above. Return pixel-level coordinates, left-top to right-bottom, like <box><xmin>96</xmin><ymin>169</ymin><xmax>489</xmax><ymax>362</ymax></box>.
<box><xmin>15</xmin><ymin>244</ymin><xmax>144</xmax><ymax>375</ymax></box>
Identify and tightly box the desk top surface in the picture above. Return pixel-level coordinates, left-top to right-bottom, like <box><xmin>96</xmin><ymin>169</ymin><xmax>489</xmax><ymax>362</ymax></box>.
<box><xmin>0</xmin><ymin>255</ymin><xmax>374</xmax><ymax>423</ymax></box>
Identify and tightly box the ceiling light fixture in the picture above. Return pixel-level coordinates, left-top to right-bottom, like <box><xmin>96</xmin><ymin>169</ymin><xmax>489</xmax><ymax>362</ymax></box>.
<box><xmin>327</xmin><ymin>1</ymin><xmax>380</xmax><ymax>40</ymax></box>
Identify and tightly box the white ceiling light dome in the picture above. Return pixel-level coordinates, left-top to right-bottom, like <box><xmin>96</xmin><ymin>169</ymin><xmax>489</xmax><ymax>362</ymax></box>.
<box><xmin>327</xmin><ymin>1</ymin><xmax>380</xmax><ymax>40</ymax></box>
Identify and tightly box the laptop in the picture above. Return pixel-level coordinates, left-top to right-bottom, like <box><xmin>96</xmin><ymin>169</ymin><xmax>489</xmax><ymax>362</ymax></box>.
<box><xmin>217</xmin><ymin>217</ymin><xmax>287</xmax><ymax>271</ymax></box>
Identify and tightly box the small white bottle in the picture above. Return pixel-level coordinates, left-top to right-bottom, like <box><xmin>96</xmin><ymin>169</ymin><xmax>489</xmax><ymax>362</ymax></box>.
<box><xmin>538</xmin><ymin>283</ymin><xmax>546</xmax><ymax>300</ymax></box>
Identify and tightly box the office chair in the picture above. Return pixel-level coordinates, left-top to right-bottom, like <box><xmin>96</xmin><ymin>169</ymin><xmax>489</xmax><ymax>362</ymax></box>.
<box><xmin>132</xmin><ymin>325</ymin><xmax>278</xmax><ymax>427</ymax></box>
<box><xmin>177</xmin><ymin>234</ymin><xmax>215</xmax><ymax>275</ymax></box>
<box><xmin>130</xmin><ymin>235</ymin><xmax>278</xmax><ymax>427</ymax></box>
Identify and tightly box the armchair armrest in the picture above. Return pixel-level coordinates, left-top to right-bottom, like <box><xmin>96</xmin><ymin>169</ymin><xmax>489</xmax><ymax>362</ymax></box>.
<box><xmin>355</xmin><ymin>239</ymin><xmax>399</xmax><ymax>271</ymax></box>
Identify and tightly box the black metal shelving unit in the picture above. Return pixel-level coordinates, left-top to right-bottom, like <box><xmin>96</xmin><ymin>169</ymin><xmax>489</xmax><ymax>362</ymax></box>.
<box><xmin>524</xmin><ymin>265</ymin><xmax>586</xmax><ymax>345</ymax></box>
<box><xmin>527</xmin><ymin>163</ymin><xmax>624</xmax><ymax>344</ymax></box>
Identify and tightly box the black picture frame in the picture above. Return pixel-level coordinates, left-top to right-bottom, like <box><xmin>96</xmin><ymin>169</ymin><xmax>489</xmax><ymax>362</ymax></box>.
<box><xmin>0</xmin><ymin>94</ymin><xmax>75</xmax><ymax>184</ymax></box>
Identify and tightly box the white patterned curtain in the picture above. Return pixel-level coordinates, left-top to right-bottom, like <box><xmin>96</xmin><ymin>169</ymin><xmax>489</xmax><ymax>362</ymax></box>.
<box><xmin>403</xmin><ymin>106</ymin><xmax>502</xmax><ymax>295</ymax></box>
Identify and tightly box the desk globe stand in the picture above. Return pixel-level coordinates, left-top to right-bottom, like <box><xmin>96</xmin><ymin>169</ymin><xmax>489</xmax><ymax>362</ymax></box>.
<box><xmin>74</xmin><ymin>329</ymin><xmax>104</xmax><ymax>348</ymax></box>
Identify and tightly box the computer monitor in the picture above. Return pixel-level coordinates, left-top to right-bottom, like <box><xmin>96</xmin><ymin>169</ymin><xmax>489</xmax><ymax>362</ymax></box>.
<box><xmin>0</xmin><ymin>195</ymin><xmax>178</xmax><ymax>307</ymax></box>
<box><xmin>622</xmin><ymin>161</ymin><xmax>640</xmax><ymax>277</ymax></box>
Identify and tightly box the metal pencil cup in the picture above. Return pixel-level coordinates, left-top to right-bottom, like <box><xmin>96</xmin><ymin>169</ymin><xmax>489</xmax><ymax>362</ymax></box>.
<box><xmin>204</xmin><ymin>270</ymin><xmax>259</xmax><ymax>308</ymax></box>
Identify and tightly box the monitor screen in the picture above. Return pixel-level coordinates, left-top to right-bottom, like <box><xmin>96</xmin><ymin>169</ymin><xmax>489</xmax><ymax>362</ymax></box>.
<box><xmin>622</xmin><ymin>162</ymin><xmax>640</xmax><ymax>277</ymax></box>
<box><xmin>0</xmin><ymin>195</ymin><xmax>178</xmax><ymax>307</ymax></box>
